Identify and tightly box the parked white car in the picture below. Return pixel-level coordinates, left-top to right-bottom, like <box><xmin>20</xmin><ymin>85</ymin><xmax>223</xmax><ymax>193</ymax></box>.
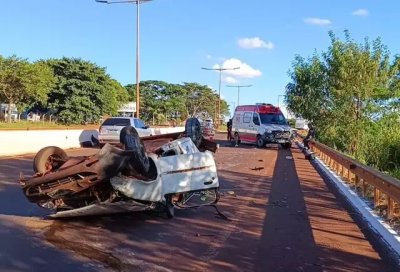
<box><xmin>98</xmin><ymin>117</ymin><xmax>152</xmax><ymax>146</ymax></box>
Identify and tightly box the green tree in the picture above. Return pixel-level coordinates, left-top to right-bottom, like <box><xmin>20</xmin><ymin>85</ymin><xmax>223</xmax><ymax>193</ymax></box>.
<box><xmin>285</xmin><ymin>54</ymin><xmax>330</xmax><ymax>126</ymax></box>
<box><xmin>0</xmin><ymin>55</ymin><xmax>54</xmax><ymax>122</ymax></box>
<box><xmin>182</xmin><ymin>82</ymin><xmax>230</xmax><ymax>120</ymax></box>
<box><xmin>285</xmin><ymin>30</ymin><xmax>400</xmax><ymax>178</ymax></box>
<box><xmin>44</xmin><ymin>57</ymin><xmax>128</xmax><ymax>124</ymax></box>
<box><xmin>125</xmin><ymin>81</ymin><xmax>230</xmax><ymax>124</ymax></box>
<box><xmin>323</xmin><ymin>31</ymin><xmax>400</xmax><ymax>154</ymax></box>
<box><xmin>125</xmin><ymin>84</ymin><xmax>136</xmax><ymax>102</ymax></box>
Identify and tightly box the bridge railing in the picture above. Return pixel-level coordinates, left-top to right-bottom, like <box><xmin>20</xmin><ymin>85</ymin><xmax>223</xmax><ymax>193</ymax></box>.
<box><xmin>297</xmin><ymin>134</ymin><xmax>400</xmax><ymax>219</ymax></box>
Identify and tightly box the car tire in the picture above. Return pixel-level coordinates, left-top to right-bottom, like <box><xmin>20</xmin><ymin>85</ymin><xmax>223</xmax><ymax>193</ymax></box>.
<box><xmin>33</xmin><ymin>146</ymin><xmax>69</xmax><ymax>173</ymax></box>
<box><xmin>120</xmin><ymin>126</ymin><xmax>150</xmax><ymax>175</ymax></box>
<box><xmin>256</xmin><ymin>136</ymin><xmax>265</xmax><ymax>148</ymax></box>
<box><xmin>185</xmin><ymin>118</ymin><xmax>202</xmax><ymax>147</ymax></box>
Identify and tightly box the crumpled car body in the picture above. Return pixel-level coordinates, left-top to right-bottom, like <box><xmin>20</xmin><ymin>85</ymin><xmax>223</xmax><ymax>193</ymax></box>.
<box><xmin>20</xmin><ymin>118</ymin><xmax>220</xmax><ymax>218</ymax></box>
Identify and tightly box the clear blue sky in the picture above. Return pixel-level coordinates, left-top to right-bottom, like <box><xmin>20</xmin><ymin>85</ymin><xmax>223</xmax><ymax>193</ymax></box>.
<box><xmin>1</xmin><ymin>0</ymin><xmax>399</xmax><ymax>111</ymax></box>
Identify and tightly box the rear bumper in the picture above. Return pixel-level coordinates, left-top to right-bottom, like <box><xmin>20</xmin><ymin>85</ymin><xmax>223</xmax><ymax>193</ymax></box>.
<box><xmin>98</xmin><ymin>135</ymin><xmax>119</xmax><ymax>144</ymax></box>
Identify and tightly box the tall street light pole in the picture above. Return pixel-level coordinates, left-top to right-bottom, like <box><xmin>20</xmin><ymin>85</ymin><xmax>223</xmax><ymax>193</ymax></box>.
<box><xmin>226</xmin><ymin>84</ymin><xmax>252</xmax><ymax>106</ymax></box>
<box><xmin>201</xmin><ymin>66</ymin><xmax>240</xmax><ymax>126</ymax></box>
<box><xmin>277</xmin><ymin>95</ymin><xmax>286</xmax><ymax>108</ymax></box>
<box><xmin>95</xmin><ymin>0</ymin><xmax>153</xmax><ymax>118</ymax></box>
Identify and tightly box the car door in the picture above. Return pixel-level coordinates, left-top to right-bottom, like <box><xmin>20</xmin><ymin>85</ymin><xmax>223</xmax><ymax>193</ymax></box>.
<box><xmin>134</xmin><ymin>119</ymin><xmax>152</xmax><ymax>137</ymax></box>
<box><xmin>240</xmin><ymin>111</ymin><xmax>257</xmax><ymax>142</ymax></box>
<box><xmin>252</xmin><ymin>112</ymin><xmax>261</xmax><ymax>136</ymax></box>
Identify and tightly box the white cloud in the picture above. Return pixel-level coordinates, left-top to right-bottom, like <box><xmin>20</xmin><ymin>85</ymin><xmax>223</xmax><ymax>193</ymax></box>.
<box><xmin>304</xmin><ymin>17</ymin><xmax>332</xmax><ymax>26</ymax></box>
<box><xmin>352</xmin><ymin>9</ymin><xmax>369</xmax><ymax>16</ymax></box>
<box><xmin>206</xmin><ymin>54</ymin><xmax>212</xmax><ymax>60</ymax></box>
<box><xmin>238</xmin><ymin>37</ymin><xmax>274</xmax><ymax>49</ymax></box>
<box><xmin>212</xmin><ymin>58</ymin><xmax>262</xmax><ymax>78</ymax></box>
<box><xmin>223</xmin><ymin>76</ymin><xmax>238</xmax><ymax>84</ymax></box>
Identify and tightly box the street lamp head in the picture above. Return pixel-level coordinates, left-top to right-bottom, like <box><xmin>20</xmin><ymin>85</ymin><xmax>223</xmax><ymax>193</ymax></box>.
<box><xmin>220</xmin><ymin>66</ymin><xmax>240</xmax><ymax>71</ymax></box>
<box><xmin>226</xmin><ymin>84</ymin><xmax>252</xmax><ymax>88</ymax></box>
<box><xmin>201</xmin><ymin>66</ymin><xmax>240</xmax><ymax>71</ymax></box>
<box><xmin>95</xmin><ymin>0</ymin><xmax>152</xmax><ymax>4</ymax></box>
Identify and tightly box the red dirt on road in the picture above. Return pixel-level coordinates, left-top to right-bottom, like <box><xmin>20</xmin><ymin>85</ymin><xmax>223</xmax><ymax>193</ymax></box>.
<box><xmin>0</xmin><ymin>134</ymin><xmax>395</xmax><ymax>272</ymax></box>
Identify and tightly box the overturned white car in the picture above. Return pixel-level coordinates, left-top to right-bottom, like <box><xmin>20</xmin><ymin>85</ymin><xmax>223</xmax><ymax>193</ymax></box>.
<box><xmin>20</xmin><ymin>118</ymin><xmax>220</xmax><ymax>218</ymax></box>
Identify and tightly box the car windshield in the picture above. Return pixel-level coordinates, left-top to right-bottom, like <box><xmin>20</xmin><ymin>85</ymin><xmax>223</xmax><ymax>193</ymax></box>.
<box><xmin>102</xmin><ymin>118</ymin><xmax>130</xmax><ymax>126</ymax></box>
<box><xmin>259</xmin><ymin>113</ymin><xmax>287</xmax><ymax>125</ymax></box>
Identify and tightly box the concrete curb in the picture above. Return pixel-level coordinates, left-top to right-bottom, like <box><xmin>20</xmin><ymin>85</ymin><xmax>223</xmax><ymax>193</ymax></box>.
<box><xmin>0</xmin><ymin>127</ymin><xmax>184</xmax><ymax>157</ymax></box>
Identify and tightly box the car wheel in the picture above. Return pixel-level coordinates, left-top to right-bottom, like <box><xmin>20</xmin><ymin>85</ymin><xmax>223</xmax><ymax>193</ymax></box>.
<box><xmin>165</xmin><ymin>195</ymin><xmax>175</xmax><ymax>219</ymax></box>
<box><xmin>120</xmin><ymin>126</ymin><xmax>150</xmax><ymax>175</ymax></box>
<box><xmin>33</xmin><ymin>146</ymin><xmax>69</xmax><ymax>173</ymax></box>
<box><xmin>256</xmin><ymin>136</ymin><xmax>265</xmax><ymax>148</ymax></box>
<box><xmin>185</xmin><ymin>118</ymin><xmax>202</xmax><ymax>147</ymax></box>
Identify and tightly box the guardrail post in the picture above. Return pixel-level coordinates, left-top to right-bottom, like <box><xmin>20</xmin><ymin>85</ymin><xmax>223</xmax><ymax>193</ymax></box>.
<box><xmin>354</xmin><ymin>174</ymin><xmax>359</xmax><ymax>189</ymax></box>
<box><xmin>362</xmin><ymin>179</ymin><xmax>367</xmax><ymax>196</ymax></box>
<box><xmin>346</xmin><ymin>168</ymin><xmax>351</xmax><ymax>182</ymax></box>
<box><xmin>387</xmin><ymin>197</ymin><xmax>394</xmax><ymax>219</ymax></box>
<box><xmin>374</xmin><ymin>188</ymin><xmax>381</xmax><ymax>207</ymax></box>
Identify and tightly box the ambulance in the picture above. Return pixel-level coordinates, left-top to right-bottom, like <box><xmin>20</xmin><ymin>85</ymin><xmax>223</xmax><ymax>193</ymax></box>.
<box><xmin>231</xmin><ymin>103</ymin><xmax>293</xmax><ymax>148</ymax></box>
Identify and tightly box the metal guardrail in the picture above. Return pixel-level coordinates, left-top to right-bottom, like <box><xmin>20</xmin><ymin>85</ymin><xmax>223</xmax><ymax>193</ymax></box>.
<box><xmin>297</xmin><ymin>134</ymin><xmax>400</xmax><ymax>218</ymax></box>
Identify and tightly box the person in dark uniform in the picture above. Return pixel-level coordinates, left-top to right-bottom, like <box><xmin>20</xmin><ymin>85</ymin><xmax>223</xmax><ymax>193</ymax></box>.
<box><xmin>227</xmin><ymin>119</ymin><xmax>233</xmax><ymax>141</ymax></box>
<box><xmin>303</xmin><ymin>123</ymin><xmax>316</xmax><ymax>150</ymax></box>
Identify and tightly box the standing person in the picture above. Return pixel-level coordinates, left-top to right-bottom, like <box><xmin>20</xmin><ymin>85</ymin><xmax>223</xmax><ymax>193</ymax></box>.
<box><xmin>227</xmin><ymin>119</ymin><xmax>233</xmax><ymax>141</ymax></box>
<box><xmin>303</xmin><ymin>123</ymin><xmax>316</xmax><ymax>150</ymax></box>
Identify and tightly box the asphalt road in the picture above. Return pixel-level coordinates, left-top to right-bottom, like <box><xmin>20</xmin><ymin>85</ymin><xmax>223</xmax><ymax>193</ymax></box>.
<box><xmin>0</xmin><ymin>136</ymin><xmax>395</xmax><ymax>271</ymax></box>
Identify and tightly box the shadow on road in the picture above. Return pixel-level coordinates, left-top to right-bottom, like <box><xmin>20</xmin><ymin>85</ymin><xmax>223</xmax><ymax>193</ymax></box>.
<box><xmin>0</xmin><ymin>216</ymin><xmax>101</xmax><ymax>272</ymax></box>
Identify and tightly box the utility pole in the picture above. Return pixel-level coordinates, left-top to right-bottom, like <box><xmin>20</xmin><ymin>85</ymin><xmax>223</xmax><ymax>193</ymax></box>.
<box><xmin>95</xmin><ymin>0</ymin><xmax>153</xmax><ymax>118</ymax></box>
<box><xmin>277</xmin><ymin>95</ymin><xmax>286</xmax><ymax>108</ymax></box>
<box><xmin>202</xmin><ymin>66</ymin><xmax>240</xmax><ymax>127</ymax></box>
<box><xmin>226</xmin><ymin>84</ymin><xmax>252</xmax><ymax>106</ymax></box>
